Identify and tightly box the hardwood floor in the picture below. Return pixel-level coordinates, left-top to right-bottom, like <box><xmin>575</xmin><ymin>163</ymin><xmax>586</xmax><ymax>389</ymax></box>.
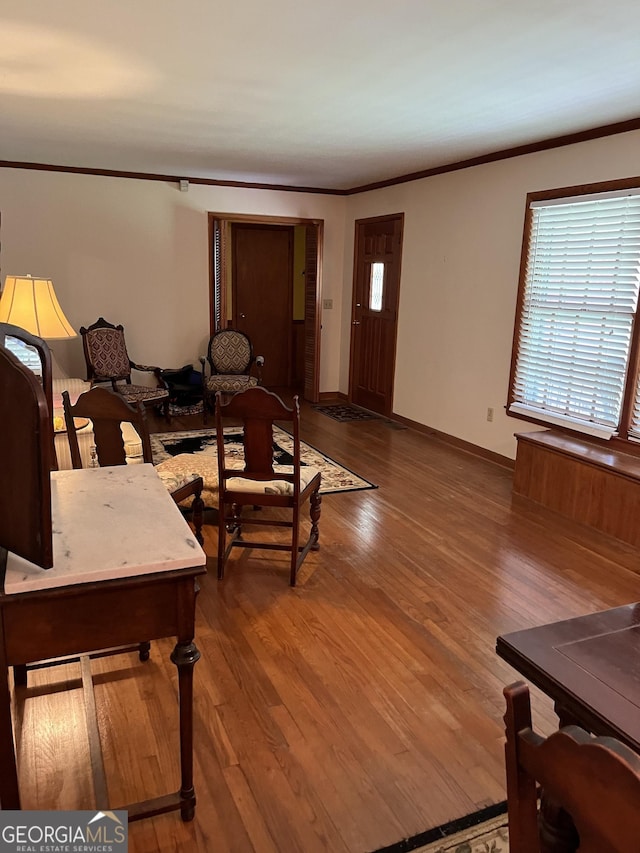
<box><xmin>13</xmin><ymin>402</ymin><xmax>640</xmax><ymax>851</ymax></box>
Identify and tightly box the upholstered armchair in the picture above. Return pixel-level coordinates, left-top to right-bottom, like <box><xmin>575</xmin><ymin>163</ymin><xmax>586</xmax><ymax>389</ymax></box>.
<box><xmin>200</xmin><ymin>329</ymin><xmax>264</xmax><ymax>423</ymax></box>
<box><xmin>80</xmin><ymin>317</ymin><xmax>170</xmax><ymax>419</ymax></box>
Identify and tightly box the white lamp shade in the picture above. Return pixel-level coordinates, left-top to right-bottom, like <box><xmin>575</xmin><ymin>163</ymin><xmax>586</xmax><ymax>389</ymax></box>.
<box><xmin>0</xmin><ymin>275</ymin><xmax>76</xmax><ymax>339</ymax></box>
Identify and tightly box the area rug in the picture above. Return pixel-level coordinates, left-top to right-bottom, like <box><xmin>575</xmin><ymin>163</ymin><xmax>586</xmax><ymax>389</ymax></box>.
<box><xmin>372</xmin><ymin>802</ymin><xmax>508</xmax><ymax>853</ymax></box>
<box><xmin>168</xmin><ymin>400</ymin><xmax>203</xmax><ymax>416</ymax></box>
<box><xmin>150</xmin><ymin>427</ymin><xmax>378</xmax><ymax>498</ymax></box>
<box><xmin>312</xmin><ymin>403</ymin><xmax>381</xmax><ymax>422</ymax></box>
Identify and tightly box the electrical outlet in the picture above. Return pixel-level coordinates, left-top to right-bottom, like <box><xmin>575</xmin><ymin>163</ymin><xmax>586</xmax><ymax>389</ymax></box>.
<box><xmin>486</xmin><ymin>407</ymin><xmax>494</xmax><ymax>422</ymax></box>
<box><xmin>322</xmin><ymin>298</ymin><xmax>333</xmax><ymax>310</ymax></box>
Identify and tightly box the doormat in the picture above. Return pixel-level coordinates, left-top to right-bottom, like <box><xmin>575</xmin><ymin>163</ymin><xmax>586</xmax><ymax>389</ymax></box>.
<box><xmin>371</xmin><ymin>801</ymin><xmax>508</xmax><ymax>853</ymax></box>
<box><xmin>150</xmin><ymin>426</ymin><xmax>378</xmax><ymax>507</ymax></box>
<box><xmin>312</xmin><ymin>403</ymin><xmax>381</xmax><ymax>422</ymax></box>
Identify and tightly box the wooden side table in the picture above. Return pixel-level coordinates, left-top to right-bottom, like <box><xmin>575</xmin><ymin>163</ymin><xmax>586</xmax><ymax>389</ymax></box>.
<box><xmin>0</xmin><ymin>464</ymin><xmax>207</xmax><ymax>821</ymax></box>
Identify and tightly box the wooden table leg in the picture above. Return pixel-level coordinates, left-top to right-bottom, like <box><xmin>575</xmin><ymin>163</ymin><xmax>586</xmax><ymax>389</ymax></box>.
<box><xmin>0</xmin><ymin>609</ymin><xmax>21</xmax><ymax>809</ymax></box>
<box><xmin>170</xmin><ymin>640</ymin><xmax>200</xmax><ymax>822</ymax></box>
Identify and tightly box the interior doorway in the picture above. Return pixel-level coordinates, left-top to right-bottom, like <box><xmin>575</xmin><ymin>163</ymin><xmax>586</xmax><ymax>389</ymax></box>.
<box><xmin>349</xmin><ymin>213</ymin><xmax>404</xmax><ymax>416</ymax></box>
<box><xmin>208</xmin><ymin>213</ymin><xmax>323</xmax><ymax>402</ymax></box>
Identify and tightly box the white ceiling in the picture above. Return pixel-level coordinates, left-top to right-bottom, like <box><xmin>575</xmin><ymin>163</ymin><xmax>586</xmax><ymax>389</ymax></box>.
<box><xmin>2</xmin><ymin>1</ymin><xmax>640</xmax><ymax>191</ymax></box>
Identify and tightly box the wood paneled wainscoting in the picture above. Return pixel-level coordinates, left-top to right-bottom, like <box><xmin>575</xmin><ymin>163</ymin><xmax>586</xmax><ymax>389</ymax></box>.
<box><xmin>513</xmin><ymin>429</ymin><xmax>640</xmax><ymax>547</ymax></box>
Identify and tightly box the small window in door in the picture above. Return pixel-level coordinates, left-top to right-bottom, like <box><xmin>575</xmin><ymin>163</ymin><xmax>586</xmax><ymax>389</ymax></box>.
<box><xmin>369</xmin><ymin>262</ymin><xmax>385</xmax><ymax>311</ymax></box>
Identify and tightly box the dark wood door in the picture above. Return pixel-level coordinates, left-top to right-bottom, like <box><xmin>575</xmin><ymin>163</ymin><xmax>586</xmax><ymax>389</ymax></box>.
<box><xmin>304</xmin><ymin>224</ymin><xmax>320</xmax><ymax>402</ymax></box>
<box><xmin>349</xmin><ymin>214</ymin><xmax>404</xmax><ymax>416</ymax></box>
<box><xmin>232</xmin><ymin>224</ymin><xmax>293</xmax><ymax>387</ymax></box>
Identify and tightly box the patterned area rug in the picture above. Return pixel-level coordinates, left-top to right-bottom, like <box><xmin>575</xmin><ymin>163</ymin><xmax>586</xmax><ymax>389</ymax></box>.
<box><xmin>168</xmin><ymin>400</ymin><xmax>203</xmax><ymax>416</ymax></box>
<box><xmin>411</xmin><ymin>814</ymin><xmax>508</xmax><ymax>853</ymax></box>
<box><xmin>150</xmin><ymin>427</ymin><xmax>378</xmax><ymax>498</ymax></box>
<box><xmin>372</xmin><ymin>804</ymin><xmax>508</xmax><ymax>853</ymax></box>
<box><xmin>312</xmin><ymin>403</ymin><xmax>381</xmax><ymax>422</ymax></box>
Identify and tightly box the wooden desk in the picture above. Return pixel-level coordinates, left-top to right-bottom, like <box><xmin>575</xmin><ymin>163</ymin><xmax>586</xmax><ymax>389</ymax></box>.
<box><xmin>0</xmin><ymin>464</ymin><xmax>207</xmax><ymax>820</ymax></box>
<box><xmin>497</xmin><ymin>605</ymin><xmax>640</xmax><ymax>852</ymax></box>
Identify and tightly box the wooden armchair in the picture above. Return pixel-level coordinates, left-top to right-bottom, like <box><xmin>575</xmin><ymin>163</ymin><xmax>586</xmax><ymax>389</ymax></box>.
<box><xmin>215</xmin><ymin>385</ymin><xmax>321</xmax><ymax>586</ymax></box>
<box><xmin>63</xmin><ymin>386</ymin><xmax>204</xmax><ymax>544</ymax></box>
<box><xmin>504</xmin><ymin>681</ymin><xmax>640</xmax><ymax>852</ymax></box>
<box><xmin>200</xmin><ymin>329</ymin><xmax>264</xmax><ymax>423</ymax></box>
<box><xmin>80</xmin><ymin>317</ymin><xmax>170</xmax><ymax>420</ymax></box>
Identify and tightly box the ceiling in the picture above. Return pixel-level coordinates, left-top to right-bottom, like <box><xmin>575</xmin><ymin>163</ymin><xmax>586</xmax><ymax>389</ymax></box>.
<box><xmin>2</xmin><ymin>1</ymin><xmax>640</xmax><ymax>192</ymax></box>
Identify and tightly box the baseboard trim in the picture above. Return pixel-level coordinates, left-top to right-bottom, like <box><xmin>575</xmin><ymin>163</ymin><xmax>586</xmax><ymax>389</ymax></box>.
<box><xmin>391</xmin><ymin>412</ymin><xmax>515</xmax><ymax>470</ymax></box>
<box><xmin>315</xmin><ymin>398</ymin><xmax>514</xmax><ymax>469</ymax></box>
<box><xmin>318</xmin><ymin>391</ymin><xmax>348</xmax><ymax>403</ymax></box>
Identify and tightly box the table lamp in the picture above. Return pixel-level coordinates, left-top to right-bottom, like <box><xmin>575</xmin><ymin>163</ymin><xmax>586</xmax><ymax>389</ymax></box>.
<box><xmin>0</xmin><ymin>274</ymin><xmax>76</xmax><ymax>374</ymax></box>
<box><xmin>0</xmin><ymin>274</ymin><xmax>76</xmax><ymax>338</ymax></box>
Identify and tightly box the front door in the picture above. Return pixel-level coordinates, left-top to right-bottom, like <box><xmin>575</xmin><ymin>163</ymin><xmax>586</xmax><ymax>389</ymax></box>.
<box><xmin>232</xmin><ymin>223</ymin><xmax>293</xmax><ymax>388</ymax></box>
<box><xmin>349</xmin><ymin>213</ymin><xmax>404</xmax><ymax>416</ymax></box>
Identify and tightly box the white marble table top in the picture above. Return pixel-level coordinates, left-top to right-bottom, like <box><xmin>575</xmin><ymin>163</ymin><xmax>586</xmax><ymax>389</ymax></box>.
<box><xmin>4</xmin><ymin>464</ymin><xmax>206</xmax><ymax>595</ymax></box>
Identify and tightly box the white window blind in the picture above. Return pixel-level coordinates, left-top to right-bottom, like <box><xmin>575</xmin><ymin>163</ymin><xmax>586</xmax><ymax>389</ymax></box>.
<box><xmin>5</xmin><ymin>336</ymin><xmax>43</xmax><ymax>376</ymax></box>
<box><xmin>510</xmin><ymin>190</ymin><xmax>640</xmax><ymax>438</ymax></box>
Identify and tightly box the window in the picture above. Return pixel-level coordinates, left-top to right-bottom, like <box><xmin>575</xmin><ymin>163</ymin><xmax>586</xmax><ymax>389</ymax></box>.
<box><xmin>369</xmin><ymin>262</ymin><xmax>384</xmax><ymax>311</ymax></box>
<box><xmin>508</xmin><ymin>182</ymin><xmax>640</xmax><ymax>442</ymax></box>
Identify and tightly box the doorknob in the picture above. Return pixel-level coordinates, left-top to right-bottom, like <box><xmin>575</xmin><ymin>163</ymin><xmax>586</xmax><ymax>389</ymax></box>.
<box><xmin>352</xmin><ymin>321</ymin><xmax>360</xmax><ymax>326</ymax></box>
<box><xmin>240</xmin><ymin>313</ymin><xmax>246</xmax><ymax>319</ymax></box>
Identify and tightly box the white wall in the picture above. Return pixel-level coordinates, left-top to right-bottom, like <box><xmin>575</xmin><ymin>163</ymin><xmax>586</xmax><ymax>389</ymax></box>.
<box><xmin>0</xmin><ymin>168</ymin><xmax>346</xmax><ymax>389</ymax></box>
<box><xmin>4</xmin><ymin>131</ymin><xmax>640</xmax><ymax>460</ymax></box>
<box><xmin>344</xmin><ymin>130</ymin><xmax>640</xmax><ymax>459</ymax></box>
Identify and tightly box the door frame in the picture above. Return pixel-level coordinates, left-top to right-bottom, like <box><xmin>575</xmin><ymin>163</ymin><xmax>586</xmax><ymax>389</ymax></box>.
<box><xmin>348</xmin><ymin>213</ymin><xmax>404</xmax><ymax>416</ymax></box>
<box><xmin>207</xmin><ymin>212</ymin><xmax>323</xmax><ymax>402</ymax></box>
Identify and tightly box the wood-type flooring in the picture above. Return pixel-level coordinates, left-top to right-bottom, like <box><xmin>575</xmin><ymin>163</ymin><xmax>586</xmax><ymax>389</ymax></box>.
<box><xmin>12</xmin><ymin>401</ymin><xmax>640</xmax><ymax>852</ymax></box>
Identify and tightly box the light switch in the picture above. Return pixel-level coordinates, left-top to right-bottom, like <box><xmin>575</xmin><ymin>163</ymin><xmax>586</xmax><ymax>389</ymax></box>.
<box><xmin>323</xmin><ymin>299</ymin><xmax>333</xmax><ymax>309</ymax></box>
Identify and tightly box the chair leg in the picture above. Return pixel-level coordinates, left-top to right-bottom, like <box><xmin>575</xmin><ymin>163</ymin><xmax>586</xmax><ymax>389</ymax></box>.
<box><xmin>290</xmin><ymin>505</ymin><xmax>301</xmax><ymax>587</ymax></box>
<box><xmin>218</xmin><ymin>503</ymin><xmax>242</xmax><ymax>580</ymax></box>
<box><xmin>203</xmin><ymin>390</ymin><xmax>214</xmax><ymax>425</ymax></box>
<box><xmin>217</xmin><ymin>500</ymin><xmax>227</xmax><ymax>579</ymax></box>
<box><xmin>310</xmin><ymin>489</ymin><xmax>322</xmax><ymax>550</ymax></box>
<box><xmin>191</xmin><ymin>491</ymin><xmax>205</xmax><ymax>545</ymax></box>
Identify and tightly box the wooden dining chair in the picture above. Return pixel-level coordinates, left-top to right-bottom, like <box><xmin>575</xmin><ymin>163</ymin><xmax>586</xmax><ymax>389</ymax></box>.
<box><xmin>63</xmin><ymin>386</ymin><xmax>204</xmax><ymax>544</ymax></box>
<box><xmin>215</xmin><ymin>385</ymin><xmax>321</xmax><ymax>586</ymax></box>
<box><xmin>504</xmin><ymin>681</ymin><xmax>640</xmax><ymax>852</ymax></box>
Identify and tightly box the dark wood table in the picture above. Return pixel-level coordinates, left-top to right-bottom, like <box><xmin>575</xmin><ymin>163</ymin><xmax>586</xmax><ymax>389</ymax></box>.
<box><xmin>496</xmin><ymin>603</ymin><xmax>640</xmax><ymax>748</ymax></box>
<box><xmin>497</xmin><ymin>604</ymin><xmax>640</xmax><ymax>851</ymax></box>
